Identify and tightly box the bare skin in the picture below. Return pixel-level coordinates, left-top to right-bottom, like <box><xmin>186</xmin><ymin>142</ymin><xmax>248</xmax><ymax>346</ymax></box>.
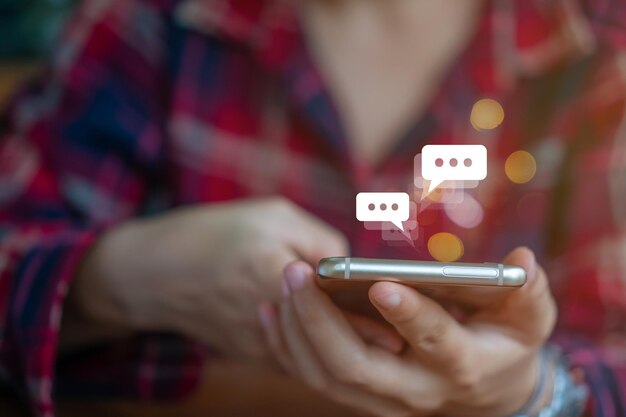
<box><xmin>62</xmin><ymin>0</ymin><xmax>559</xmax><ymax>415</ymax></box>
<box><xmin>62</xmin><ymin>198</ymin><xmax>402</xmax><ymax>363</ymax></box>
<box><xmin>302</xmin><ymin>0</ymin><xmax>483</xmax><ymax>165</ymax></box>
<box><xmin>261</xmin><ymin>248</ymin><xmax>556</xmax><ymax>417</ymax></box>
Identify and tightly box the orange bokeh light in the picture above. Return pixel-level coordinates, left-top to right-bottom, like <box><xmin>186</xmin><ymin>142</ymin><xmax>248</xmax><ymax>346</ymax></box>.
<box><xmin>505</xmin><ymin>150</ymin><xmax>537</xmax><ymax>184</ymax></box>
<box><xmin>470</xmin><ymin>98</ymin><xmax>505</xmax><ymax>131</ymax></box>
<box><xmin>427</xmin><ymin>232</ymin><xmax>464</xmax><ymax>262</ymax></box>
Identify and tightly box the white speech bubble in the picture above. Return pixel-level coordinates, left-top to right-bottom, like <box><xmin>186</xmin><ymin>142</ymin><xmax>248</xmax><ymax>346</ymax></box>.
<box><xmin>356</xmin><ymin>192</ymin><xmax>410</xmax><ymax>231</ymax></box>
<box><xmin>413</xmin><ymin>154</ymin><xmax>480</xmax><ymax>190</ymax></box>
<box><xmin>422</xmin><ymin>145</ymin><xmax>487</xmax><ymax>195</ymax></box>
<box><xmin>363</xmin><ymin>202</ymin><xmax>418</xmax><ymax>230</ymax></box>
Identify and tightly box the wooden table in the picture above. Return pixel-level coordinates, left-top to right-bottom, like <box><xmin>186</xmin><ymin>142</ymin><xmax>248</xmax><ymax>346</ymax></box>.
<box><xmin>2</xmin><ymin>361</ymin><xmax>358</xmax><ymax>417</ymax></box>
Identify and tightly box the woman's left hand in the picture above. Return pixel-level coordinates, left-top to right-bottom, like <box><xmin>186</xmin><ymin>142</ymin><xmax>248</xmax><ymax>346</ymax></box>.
<box><xmin>258</xmin><ymin>247</ymin><xmax>557</xmax><ymax>417</ymax></box>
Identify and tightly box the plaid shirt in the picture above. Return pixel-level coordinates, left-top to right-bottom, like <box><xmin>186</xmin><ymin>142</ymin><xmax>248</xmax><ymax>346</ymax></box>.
<box><xmin>1</xmin><ymin>0</ymin><xmax>626</xmax><ymax>415</ymax></box>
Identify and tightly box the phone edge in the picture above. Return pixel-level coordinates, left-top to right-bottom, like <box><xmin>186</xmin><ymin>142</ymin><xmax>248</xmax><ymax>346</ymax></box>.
<box><xmin>317</xmin><ymin>257</ymin><xmax>526</xmax><ymax>287</ymax></box>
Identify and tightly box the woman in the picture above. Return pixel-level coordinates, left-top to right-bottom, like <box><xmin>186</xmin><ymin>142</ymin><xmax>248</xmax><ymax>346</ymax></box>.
<box><xmin>1</xmin><ymin>0</ymin><xmax>624</xmax><ymax>416</ymax></box>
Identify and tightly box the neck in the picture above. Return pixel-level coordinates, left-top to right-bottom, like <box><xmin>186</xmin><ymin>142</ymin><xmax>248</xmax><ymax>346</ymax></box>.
<box><xmin>304</xmin><ymin>0</ymin><xmax>483</xmax><ymax>39</ymax></box>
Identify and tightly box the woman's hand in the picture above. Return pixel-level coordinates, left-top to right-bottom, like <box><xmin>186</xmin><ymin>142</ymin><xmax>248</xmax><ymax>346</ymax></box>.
<box><xmin>260</xmin><ymin>247</ymin><xmax>557</xmax><ymax>417</ymax></box>
<box><xmin>64</xmin><ymin>198</ymin><xmax>402</xmax><ymax>364</ymax></box>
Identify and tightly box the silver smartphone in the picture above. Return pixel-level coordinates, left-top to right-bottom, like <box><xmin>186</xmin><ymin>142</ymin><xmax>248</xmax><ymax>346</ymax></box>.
<box><xmin>317</xmin><ymin>257</ymin><xmax>526</xmax><ymax>309</ymax></box>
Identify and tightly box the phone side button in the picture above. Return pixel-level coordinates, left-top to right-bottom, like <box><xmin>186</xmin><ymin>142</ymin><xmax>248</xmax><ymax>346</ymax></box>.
<box><xmin>442</xmin><ymin>266</ymin><xmax>498</xmax><ymax>279</ymax></box>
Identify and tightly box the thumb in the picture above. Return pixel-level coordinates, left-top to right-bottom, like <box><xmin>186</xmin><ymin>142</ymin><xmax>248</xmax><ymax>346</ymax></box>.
<box><xmin>474</xmin><ymin>247</ymin><xmax>556</xmax><ymax>345</ymax></box>
<box><xmin>501</xmin><ymin>246</ymin><xmax>536</xmax><ymax>281</ymax></box>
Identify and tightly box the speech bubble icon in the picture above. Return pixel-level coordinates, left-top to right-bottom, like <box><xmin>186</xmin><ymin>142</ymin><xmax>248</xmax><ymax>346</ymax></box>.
<box><xmin>382</xmin><ymin>223</ymin><xmax>419</xmax><ymax>248</ymax></box>
<box><xmin>421</xmin><ymin>145</ymin><xmax>487</xmax><ymax>196</ymax></box>
<box><xmin>356</xmin><ymin>192</ymin><xmax>410</xmax><ymax>231</ymax></box>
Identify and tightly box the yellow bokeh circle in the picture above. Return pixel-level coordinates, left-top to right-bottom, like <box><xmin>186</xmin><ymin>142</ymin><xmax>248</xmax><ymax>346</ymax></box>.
<box><xmin>470</xmin><ymin>98</ymin><xmax>505</xmax><ymax>130</ymax></box>
<box><xmin>505</xmin><ymin>150</ymin><xmax>537</xmax><ymax>184</ymax></box>
<box><xmin>427</xmin><ymin>232</ymin><xmax>464</xmax><ymax>262</ymax></box>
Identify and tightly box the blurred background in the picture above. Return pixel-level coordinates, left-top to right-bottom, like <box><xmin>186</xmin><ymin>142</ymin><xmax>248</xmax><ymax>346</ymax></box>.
<box><xmin>0</xmin><ymin>0</ymin><xmax>75</xmax><ymax>108</ymax></box>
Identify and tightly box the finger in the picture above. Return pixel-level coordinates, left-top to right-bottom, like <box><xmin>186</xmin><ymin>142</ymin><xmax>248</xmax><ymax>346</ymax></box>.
<box><xmin>466</xmin><ymin>248</ymin><xmax>556</xmax><ymax>374</ymax></box>
<box><xmin>279</xmin><ymin>292</ymin><xmax>329</xmax><ymax>390</ymax></box>
<box><xmin>284</xmin><ymin>261</ymin><xmax>443</xmax><ymax>407</ymax></box>
<box><xmin>344</xmin><ymin>311</ymin><xmax>405</xmax><ymax>354</ymax></box>
<box><xmin>473</xmin><ymin>247</ymin><xmax>557</xmax><ymax>344</ymax></box>
<box><xmin>283</xmin><ymin>261</ymin><xmax>373</xmax><ymax>380</ymax></box>
<box><xmin>277</xmin><ymin>287</ymin><xmax>420</xmax><ymax>417</ymax></box>
<box><xmin>369</xmin><ymin>281</ymin><xmax>471</xmax><ymax>371</ymax></box>
<box><xmin>257</xmin><ymin>302</ymin><xmax>297</xmax><ymax>376</ymax></box>
<box><xmin>249</xmin><ymin>246</ymin><xmax>301</xmax><ymax>302</ymax></box>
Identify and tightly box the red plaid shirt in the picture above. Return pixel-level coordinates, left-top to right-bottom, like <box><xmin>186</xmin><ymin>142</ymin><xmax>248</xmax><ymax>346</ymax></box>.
<box><xmin>2</xmin><ymin>0</ymin><xmax>626</xmax><ymax>415</ymax></box>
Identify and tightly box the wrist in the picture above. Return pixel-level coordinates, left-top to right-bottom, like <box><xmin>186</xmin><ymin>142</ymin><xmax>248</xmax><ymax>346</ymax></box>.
<box><xmin>511</xmin><ymin>346</ymin><xmax>588</xmax><ymax>417</ymax></box>
<box><xmin>69</xmin><ymin>222</ymin><xmax>146</xmax><ymax>332</ymax></box>
<box><xmin>517</xmin><ymin>349</ymin><xmax>555</xmax><ymax>415</ymax></box>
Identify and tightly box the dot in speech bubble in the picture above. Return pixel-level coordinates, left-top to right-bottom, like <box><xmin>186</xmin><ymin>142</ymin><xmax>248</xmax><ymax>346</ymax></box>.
<box><xmin>413</xmin><ymin>155</ymin><xmax>480</xmax><ymax>191</ymax></box>
<box><xmin>421</xmin><ymin>145</ymin><xmax>487</xmax><ymax>197</ymax></box>
<box><xmin>363</xmin><ymin>202</ymin><xmax>418</xmax><ymax>230</ymax></box>
<box><xmin>356</xmin><ymin>192</ymin><xmax>410</xmax><ymax>231</ymax></box>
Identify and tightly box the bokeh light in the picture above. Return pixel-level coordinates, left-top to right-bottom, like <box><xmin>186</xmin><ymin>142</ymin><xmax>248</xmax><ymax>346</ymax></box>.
<box><xmin>470</xmin><ymin>98</ymin><xmax>505</xmax><ymax>130</ymax></box>
<box><xmin>445</xmin><ymin>193</ymin><xmax>484</xmax><ymax>228</ymax></box>
<box><xmin>505</xmin><ymin>150</ymin><xmax>537</xmax><ymax>184</ymax></box>
<box><xmin>427</xmin><ymin>232</ymin><xmax>464</xmax><ymax>262</ymax></box>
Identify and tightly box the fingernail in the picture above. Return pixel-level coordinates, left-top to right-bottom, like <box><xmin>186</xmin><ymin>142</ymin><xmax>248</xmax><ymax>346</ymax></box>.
<box><xmin>257</xmin><ymin>303</ymin><xmax>273</xmax><ymax>328</ymax></box>
<box><xmin>285</xmin><ymin>265</ymin><xmax>307</xmax><ymax>292</ymax></box>
<box><xmin>374</xmin><ymin>293</ymin><xmax>402</xmax><ymax>309</ymax></box>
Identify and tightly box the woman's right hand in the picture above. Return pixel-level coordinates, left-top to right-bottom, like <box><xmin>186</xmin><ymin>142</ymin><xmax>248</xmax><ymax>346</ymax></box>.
<box><xmin>64</xmin><ymin>198</ymin><xmax>402</xmax><ymax>364</ymax></box>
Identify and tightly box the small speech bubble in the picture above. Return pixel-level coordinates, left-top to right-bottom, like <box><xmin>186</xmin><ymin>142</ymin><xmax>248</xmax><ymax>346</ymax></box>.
<box><xmin>421</xmin><ymin>145</ymin><xmax>487</xmax><ymax>196</ymax></box>
<box><xmin>356</xmin><ymin>192</ymin><xmax>410</xmax><ymax>231</ymax></box>
<box><xmin>382</xmin><ymin>224</ymin><xmax>419</xmax><ymax>248</ymax></box>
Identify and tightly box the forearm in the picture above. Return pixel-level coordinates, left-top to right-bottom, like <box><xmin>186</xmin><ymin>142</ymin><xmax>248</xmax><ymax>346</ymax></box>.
<box><xmin>58</xmin><ymin>220</ymin><xmax>157</xmax><ymax>352</ymax></box>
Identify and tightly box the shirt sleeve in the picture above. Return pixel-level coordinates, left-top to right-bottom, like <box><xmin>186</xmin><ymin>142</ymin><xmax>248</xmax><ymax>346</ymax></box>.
<box><xmin>0</xmin><ymin>1</ymin><xmax>205</xmax><ymax>416</ymax></box>
<box><xmin>546</xmin><ymin>3</ymin><xmax>626</xmax><ymax>412</ymax></box>
<box><xmin>551</xmin><ymin>251</ymin><xmax>626</xmax><ymax>417</ymax></box>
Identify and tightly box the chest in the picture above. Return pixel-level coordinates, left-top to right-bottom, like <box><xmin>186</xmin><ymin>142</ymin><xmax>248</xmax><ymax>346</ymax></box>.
<box><xmin>162</xmin><ymin>25</ymin><xmax>626</xmax><ymax>263</ymax></box>
<box><xmin>301</xmin><ymin>1</ymin><xmax>482</xmax><ymax>166</ymax></box>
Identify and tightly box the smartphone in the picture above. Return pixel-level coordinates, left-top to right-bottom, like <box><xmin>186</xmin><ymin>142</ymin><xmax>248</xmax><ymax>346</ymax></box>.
<box><xmin>317</xmin><ymin>257</ymin><xmax>526</xmax><ymax>310</ymax></box>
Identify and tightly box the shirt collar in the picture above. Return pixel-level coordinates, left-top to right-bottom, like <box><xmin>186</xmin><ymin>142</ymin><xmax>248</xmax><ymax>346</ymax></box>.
<box><xmin>174</xmin><ymin>0</ymin><xmax>598</xmax><ymax>83</ymax></box>
<box><xmin>173</xmin><ymin>0</ymin><xmax>300</xmax><ymax>71</ymax></box>
<box><xmin>174</xmin><ymin>0</ymin><xmax>349</xmax><ymax>155</ymax></box>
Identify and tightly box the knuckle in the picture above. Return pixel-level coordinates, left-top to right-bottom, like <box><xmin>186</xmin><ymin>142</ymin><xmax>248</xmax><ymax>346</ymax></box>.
<box><xmin>450</xmin><ymin>365</ymin><xmax>481</xmax><ymax>391</ymax></box>
<box><xmin>416</xmin><ymin>321</ymin><xmax>447</xmax><ymax>351</ymax></box>
<box><xmin>453</xmin><ymin>370</ymin><xmax>480</xmax><ymax>391</ymax></box>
